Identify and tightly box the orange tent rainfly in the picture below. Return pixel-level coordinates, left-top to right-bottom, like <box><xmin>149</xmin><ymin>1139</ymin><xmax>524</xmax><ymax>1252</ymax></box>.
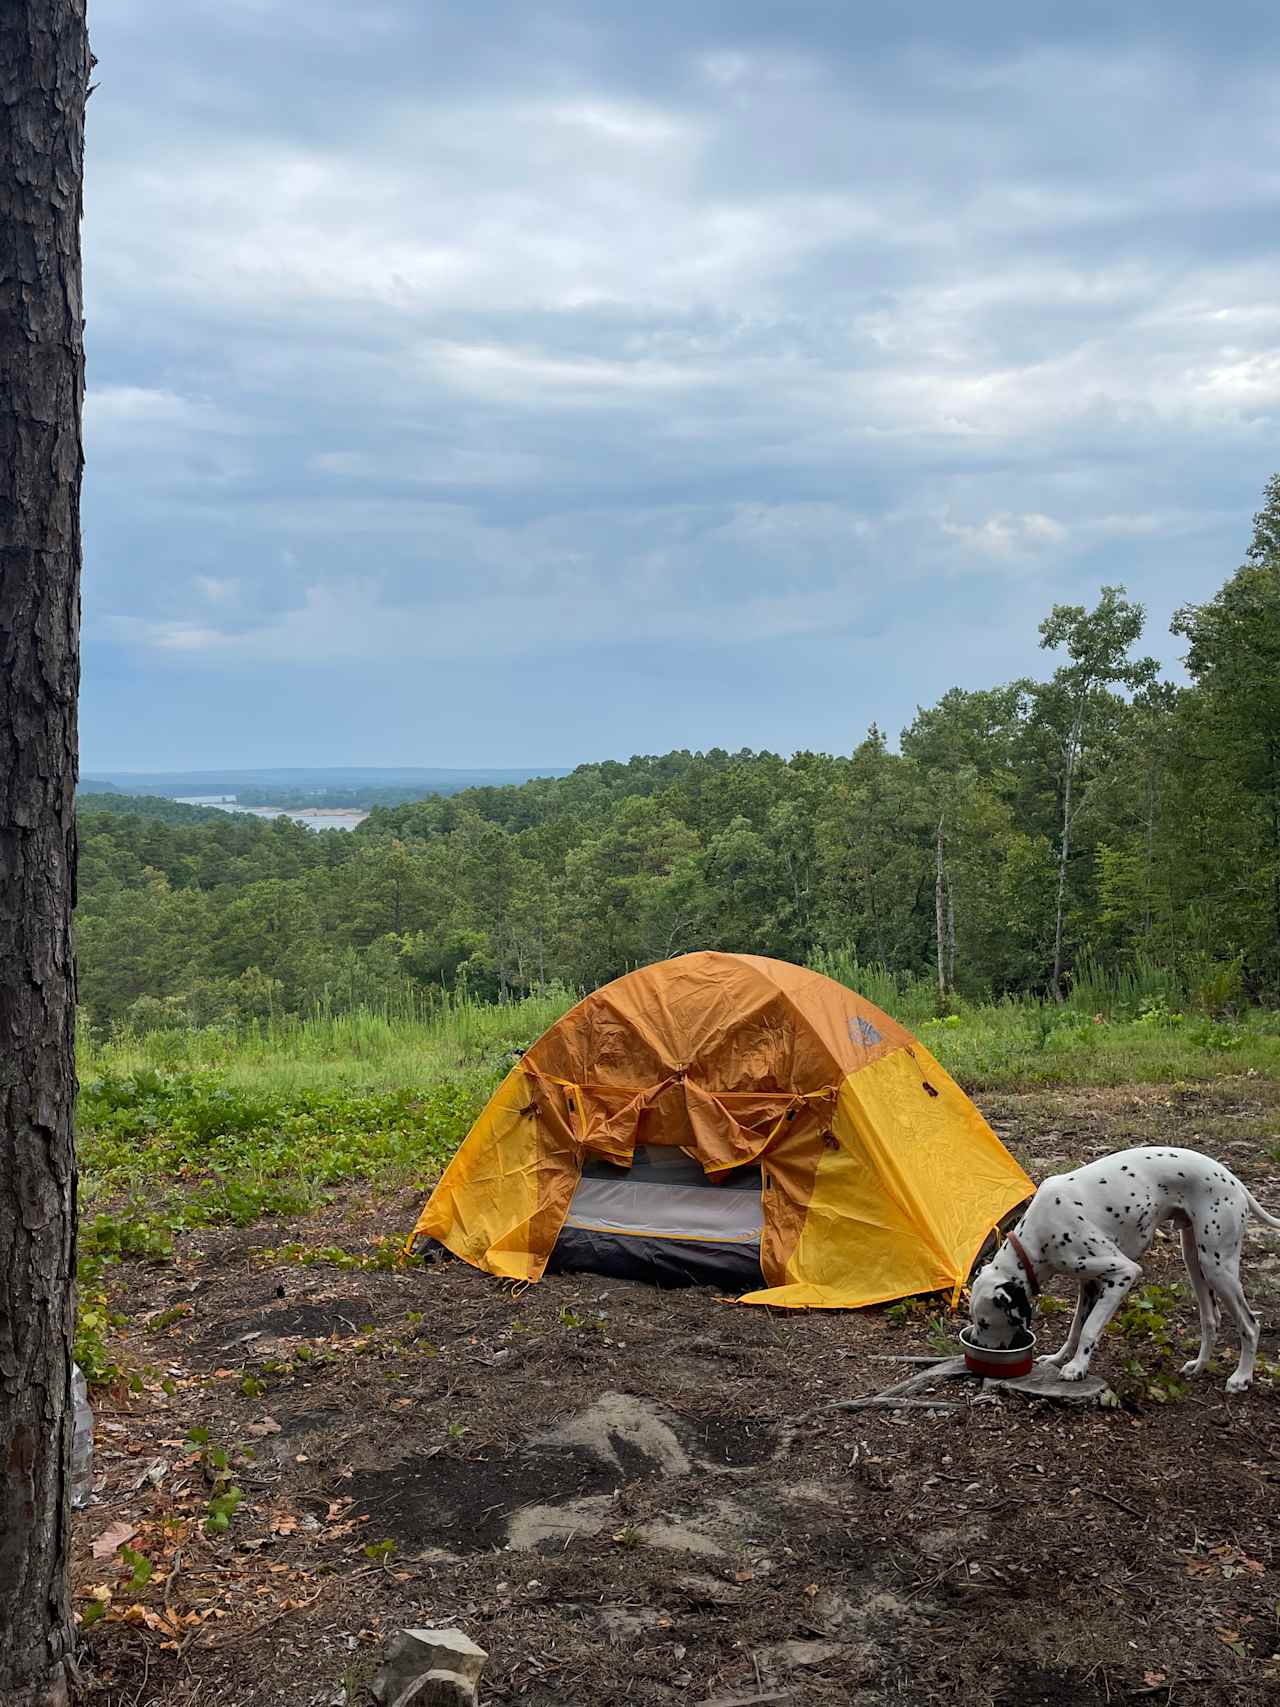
<box><xmin>408</xmin><ymin>952</ymin><xmax>1033</xmax><ymax>1308</ymax></box>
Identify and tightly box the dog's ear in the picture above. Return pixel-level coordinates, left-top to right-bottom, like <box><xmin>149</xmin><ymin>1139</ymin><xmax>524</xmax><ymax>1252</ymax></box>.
<box><xmin>993</xmin><ymin>1279</ymin><xmax>1032</xmax><ymax>1329</ymax></box>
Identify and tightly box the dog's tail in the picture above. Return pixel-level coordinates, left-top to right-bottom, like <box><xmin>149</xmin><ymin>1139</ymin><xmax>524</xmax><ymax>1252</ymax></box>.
<box><xmin>1244</xmin><ymin>1188</ymin><xmax>1280</xmax><ymax>1231</ymax></box>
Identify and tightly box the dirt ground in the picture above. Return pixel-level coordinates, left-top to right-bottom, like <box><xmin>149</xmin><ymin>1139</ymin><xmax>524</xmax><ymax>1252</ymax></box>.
<box><xmin>74</xmin><ymin>1079</ymin><xmax>1280</xmax><ymax>1707</ymax></box>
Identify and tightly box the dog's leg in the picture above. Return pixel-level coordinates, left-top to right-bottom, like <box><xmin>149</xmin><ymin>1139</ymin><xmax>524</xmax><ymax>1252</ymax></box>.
<box><xmin>1210</xmin><ymin>1271</ymin><xmax>1260</xmax><ymax>1392</ymax></box>
<box><xmin>1039</xmin><ymin>1282</ymin><xmax>1096</xmax><ymax>1369</ymax></box>
<box><xmin>1178</xmin><ymin>1222</ymin><xmax>1218</xmax><ymax>1379</ymax></box>
<box><xmin>1202</xmin><ymin>1211</ymin><xmax>1261</xmax><ymax>1392</ymax></box>
<box><xmin>1058</xmin><ymin>1252</ymin><xmax>1142</xmax><ymax>1381</ymax></box>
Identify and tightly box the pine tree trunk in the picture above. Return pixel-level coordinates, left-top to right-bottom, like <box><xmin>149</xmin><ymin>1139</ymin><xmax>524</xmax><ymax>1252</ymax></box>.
<box><xmin>1051</xmin><ymin>717</ymin><xmax>1080</xmax><ymax>1000</ymax></box>
<box><xmin>934</xmin><ymin>814</ymin><xmax>947</xmax><ymax>1006</ymax></box>
<box><xmin>0</xmin><ymin>6</ymin><xmax>90</xmax><ymax>1703</ymax></box>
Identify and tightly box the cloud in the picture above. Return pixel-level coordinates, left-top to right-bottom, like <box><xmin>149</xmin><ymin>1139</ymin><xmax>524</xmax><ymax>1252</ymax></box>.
<box><xmin>79</xmin><ymin>0</ymin><xmax>1280</xmax><ymax>766</ymax></box>
<box><xmin>940</xmin><ymin>512</ymin><xmax>1068</xmax><ymax>561</ymax></box>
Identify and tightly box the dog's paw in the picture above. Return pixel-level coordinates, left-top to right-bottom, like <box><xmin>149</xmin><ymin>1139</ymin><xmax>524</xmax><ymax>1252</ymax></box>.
<box><xmin>1059</xmin><ymin>1359</ymin><xmax>1089</xmax><ymax>1382</ymax></box>
<box><xmin>1179</xmin><ymin>1359</ymin><xmax>1206</xmax><ymax>1378</ymax></box>
<box><xmin>1037</xmin><ymin>1352</ymin><xmax>1069</xmax><ymax>1370</ymax></box>
<box><xmin>1226</xmin><ymin>1370</ymin><xmax>1252</xmax><ymax>1394</ymax></box>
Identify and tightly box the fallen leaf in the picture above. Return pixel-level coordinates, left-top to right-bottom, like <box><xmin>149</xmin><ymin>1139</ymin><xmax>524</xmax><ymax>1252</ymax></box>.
<box><xmin>1143</xmin><ymin>1671</ymin><xmax>1167</xmax><ymax>1687</ymax></box>
<box><xmin>246</xmin><ymin>1416</ymin><xmax>282</xmax><ymax>1438</ymax></box>
<box><xmin>91</xmin><ymin>1522</ymin><xmax>138</xmax><ymax>1561</ymax></box>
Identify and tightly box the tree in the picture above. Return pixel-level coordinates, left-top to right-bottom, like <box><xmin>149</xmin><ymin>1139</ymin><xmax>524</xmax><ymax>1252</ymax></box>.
<box><xmin>1035</xmin><ymin>588</ymin><xmax>1157</xmax><ymax>997</ymax></box>
<box><xmin>814</xmin><ymin>729</ymin><xmax>931</xmax><ymax>974</ymax></box>
<box><xmin>0</xmin><ymin>5</ymin><xmax>91</xmax><ymax>1704</ymax></box>
<box><xmin>1173</xmin><ymin>482</ymin><xmax>1280</xmax><ymax>982</ymax></box>
<box><xmin>902</xmin><ymin>685</ymin><xmax>1033</xmax><ymax>1002</ymax></box>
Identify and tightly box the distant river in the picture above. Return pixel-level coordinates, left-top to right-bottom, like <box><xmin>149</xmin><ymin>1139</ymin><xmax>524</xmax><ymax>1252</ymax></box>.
<box><xmin>174</xmin><ymin>797</ymin><xmax>367</xmax><ymax>832</ymax></box>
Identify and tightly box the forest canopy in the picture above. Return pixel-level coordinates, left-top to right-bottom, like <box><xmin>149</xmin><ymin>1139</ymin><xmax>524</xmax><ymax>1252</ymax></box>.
<box><xmin>77</xmin><ymin>478</ymin><xmax>1280</xmax><ymax>1032</ymax></box>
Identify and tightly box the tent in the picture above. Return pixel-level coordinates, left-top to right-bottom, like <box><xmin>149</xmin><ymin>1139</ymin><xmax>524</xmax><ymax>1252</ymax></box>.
<box><xmin>408</xmin><ymin>952</ymin><xmax>1032</xmax><ymax>1308</ymax></box>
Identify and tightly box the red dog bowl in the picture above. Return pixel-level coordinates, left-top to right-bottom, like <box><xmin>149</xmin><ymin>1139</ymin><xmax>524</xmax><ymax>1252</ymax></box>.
<box><xmin>959</xmin><ymin>1325</ymin><xmax>1036</xmax><ymax>1379</ymax></box>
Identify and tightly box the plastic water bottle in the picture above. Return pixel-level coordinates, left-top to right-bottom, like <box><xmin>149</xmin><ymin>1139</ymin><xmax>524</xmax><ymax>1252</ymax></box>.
<box><xmin>70</xmin><ymin>1363</ymin><xmax>94</xmax><ymax>1510</ymax></box>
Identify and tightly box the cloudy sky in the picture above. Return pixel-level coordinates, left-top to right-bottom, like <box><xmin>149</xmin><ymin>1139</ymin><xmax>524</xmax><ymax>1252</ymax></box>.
<box><xmin>82</xmin><ymin>0</ymin><xmax>1280</xmax><ymax>773</ymax></box>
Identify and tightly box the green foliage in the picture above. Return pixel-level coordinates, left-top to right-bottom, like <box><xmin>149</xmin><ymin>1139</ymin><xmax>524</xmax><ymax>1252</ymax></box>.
<box><xmin>256</xmin><ymin>1238</ymin><xmax>421</xmax><ymax>1272</ymax></box>
<box><xmin>79</xmin><ymin>1066</ymin><xmax>481</xmax><ymax>1201</ymax></box>
<box><xmin>1111</xmin><ymin>1283</ymin><xmax>1182</xmax><ymax>1357</ymax></box>
<box><xmin>185</xmin><ymin>1428</ymin><xmax>244</xmax><ymax>1535</ymax></box>
<box><xmin>77</xmin><ymin>792</ymin><xmax>240</xmax><ymax>825</ymax></box>
<box><xmin>60</xmin><ymin>473</ymin><xmax>1280</xmax><ymax>1414</ymax></box>
<box><xmin>1109</xmin><ymin>1283</ymin><xmax>1195</xmax><ymax>1405</ymax></box>
<box><xmin>555</xmin><ymin>1304</ymin><xmax>609</xmax><ymax>1333</ymax></box>
<box><xmin>68</xmin><ymin>501</ymin><xmax>1280</xmax><ymax>1025</ymax></box>
<box><xmin>925</xmin><ymin>1314</ymin><xmax>959</xmax><ymax>1356</ymax></box>
<box><xmin>885</xmin><ymin>1296</ymin><xmax>930</xmax><ymax>1326</ymax></box>
<box><xmin>205</xmin><ymin>1485</ymin><xmax>242</xmax><ymax>1535</ymax></box>
<box><xmin>118</xmin><ymin>1546</ymin><xmax>153</xmax><ymax>1588</ymax></box>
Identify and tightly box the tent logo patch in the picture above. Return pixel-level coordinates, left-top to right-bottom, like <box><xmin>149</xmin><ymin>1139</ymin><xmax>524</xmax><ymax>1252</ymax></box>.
<box><xmin>848</xmin><ymin>1015</ymin><xmax>882</xmax><ymax>1048</ymax></box>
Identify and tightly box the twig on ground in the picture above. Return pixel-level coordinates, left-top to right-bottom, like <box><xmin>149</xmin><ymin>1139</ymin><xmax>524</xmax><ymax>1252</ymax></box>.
<box><xmin>204</xmin><ymin>1585</ymin><xmax>326</xmax><ymax>1650</ymax></box>
<box><xmin>1088</xmin><ymin>1486</ymin><xmax>1145</xmax><ymax>1520</ymax></box>
<box><xmin>819</xmin><ymin>1397</ymin><xmax>961</xmax><ymax>1412</ymax></box>
<box><xmin>162</xmin><ymin>1544</ymin><xmax>182</xmax><ymax>1611</ymax></box>
<box><xmin>694</xmin><ymin>1694</ymin><xmax>791</xmax><ymax>1707</ymax></box>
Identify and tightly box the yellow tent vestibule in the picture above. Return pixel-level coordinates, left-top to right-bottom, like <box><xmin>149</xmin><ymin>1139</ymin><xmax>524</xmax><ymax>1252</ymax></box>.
<box><xmin>408</xmin><ymin>952</ymin><xmax>1032</xmax><ymax>1309</ymax></box>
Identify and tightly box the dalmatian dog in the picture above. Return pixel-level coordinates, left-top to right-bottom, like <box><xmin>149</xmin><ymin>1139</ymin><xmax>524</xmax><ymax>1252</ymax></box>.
<box><xmin>968</xmin><ymin>1146</ymin><xmax>1280</xmax><ymax>1392</ymax></box>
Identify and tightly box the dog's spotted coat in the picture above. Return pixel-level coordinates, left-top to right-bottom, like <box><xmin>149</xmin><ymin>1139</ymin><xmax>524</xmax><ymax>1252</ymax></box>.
<box><xmin>968</xmin><ymin>1145</ymin><xmax>1280</xmax><ymax>1391</ymax></box>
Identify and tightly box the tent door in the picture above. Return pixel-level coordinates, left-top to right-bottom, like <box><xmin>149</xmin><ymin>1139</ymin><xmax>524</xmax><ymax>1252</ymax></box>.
<box><xmin>547</xmin><ymin>1144</ymin><xmax>764</xmax><ymax>1289</ymax></box>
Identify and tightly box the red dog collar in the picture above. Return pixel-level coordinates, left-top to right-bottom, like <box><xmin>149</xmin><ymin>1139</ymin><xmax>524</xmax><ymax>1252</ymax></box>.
<box><xmin>1005</xmin><ymin>1230</ymin><xmax>1040</xmax><ymax>1297</ymax></box>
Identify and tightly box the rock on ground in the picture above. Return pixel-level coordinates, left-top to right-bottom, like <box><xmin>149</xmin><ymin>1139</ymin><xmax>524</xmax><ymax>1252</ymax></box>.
<box><xmin>372</xmin><ymin>1629</ymin><xmax>487</xmax><ymax>1707</ymax></box>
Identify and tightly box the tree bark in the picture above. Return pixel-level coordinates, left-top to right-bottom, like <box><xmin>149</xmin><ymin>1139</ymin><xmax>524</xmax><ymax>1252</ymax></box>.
<box><xmin>1051</xmin><ymin>712</ymin><xmax>1081</xmax><ymax>1000</ymax></box>
<box><xmin>0</xmin><ymin>6</ymin><xmax>90</xmax><ymax>1704</ymax></box>
<box><xmin>934</xmin><ymin>814</ymin><xmax>947</xmax><ymax>1006</ymax></box>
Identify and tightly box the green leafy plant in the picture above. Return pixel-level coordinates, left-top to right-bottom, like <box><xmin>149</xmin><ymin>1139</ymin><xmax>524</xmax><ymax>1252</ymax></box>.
<box><xmin>118</xmin><ymin>1545</ymin><xmax>153</xmax><ymax>1589</ymax></box>
<box><xmin>885</xmin><ymin>1296</ymin><xmax>929</xmax><ymax>1327</ymax></box>
<box><xmin>205</xmin><ymin>1485</ymin><xmax>242</xmax><ymax>1535</ymax></box>
<box><xmin>1136</xmin><ymin>998</ymin><xmax>1184</xmax><ymax>1029</ymax></box>
<box><xmin>1111</xmin><ymin>1283</ymin><xmax>1182</xmax><ymax>1356</ymax></box>
<box><xmin>925</xmin><ymin>1315</ymin><xmax>959</xmax><ymax>1356</ymax></box>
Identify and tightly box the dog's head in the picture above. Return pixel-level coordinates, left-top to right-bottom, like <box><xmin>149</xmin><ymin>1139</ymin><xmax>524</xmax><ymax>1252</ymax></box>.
<box><xmin>968</xmin><ymin>1259</ymin><xmax>1035</xmax><ymax>1349</ymax></box>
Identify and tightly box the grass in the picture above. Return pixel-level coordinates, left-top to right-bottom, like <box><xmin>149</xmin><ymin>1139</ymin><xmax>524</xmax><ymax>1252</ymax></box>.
<box><xmin>71</xmin><ymin>972</ymin><xmax>1280</xmax><ymax>1385</ymax></box>
<box><xmin>79</xmin><ymin>985</ymin><xmax>577</xmax><ymax>1096</ymax></box>
<box><xmin>916</xmin><ymin>1001</ymin><xmax>1280</xmax><ymax>1088</ymax></box>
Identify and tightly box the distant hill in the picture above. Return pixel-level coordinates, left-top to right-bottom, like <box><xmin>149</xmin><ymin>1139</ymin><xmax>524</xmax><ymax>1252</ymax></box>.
<box><xmin>77</xmin><ymin>793</ymin><xmax>247</xmax><ymax>825</ymax></box>
<box><xmin>78</xmin><ymin>766</ymin><xmax>571</xmax><ymax>810</ymax></box>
